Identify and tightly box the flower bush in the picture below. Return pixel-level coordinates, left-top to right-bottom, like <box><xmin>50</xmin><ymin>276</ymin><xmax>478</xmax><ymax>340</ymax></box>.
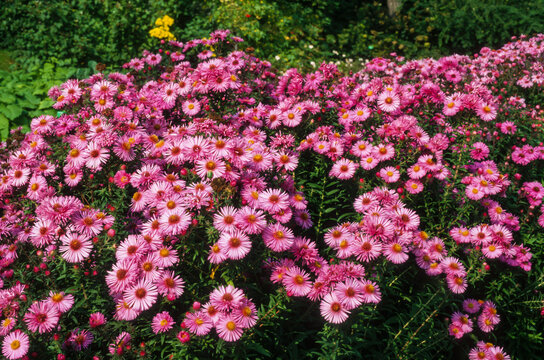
<box><xmin>0</xmin><ymin>29</ymin><xmax>543</xmax><ymax>359</ymax></box>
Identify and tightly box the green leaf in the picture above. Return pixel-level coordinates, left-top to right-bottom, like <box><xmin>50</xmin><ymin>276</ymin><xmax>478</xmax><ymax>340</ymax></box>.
<box><xmin>38</xmin><ymin>99</ymin><xmax>53</xmax><ymax>110</ymax></box>
<box><xmin>0</xmin><ymin>93</ymin><xmax>16</xmax><ymax>104</ymax></box>
<box><xmin>42</xmin><ymin>63</ymin><xmax>55</xmax><ymax>73</ymax></box>
<box><xmin>246</xmin><ymin>342</ymin><xmax>272</xmax><ymax>357</ymax></box>
<box><xmin>0</xmin><ymin>113</ymin><xmax>9</xmax><ymax>140</ymax></box>
<box><xmin>25</xmin><ymin>93</ymin><xmax>41</xmax><ymax>105</ymax></box>
<box><xmin>1</xmin><ymin>104</ymin><xmax>22</xmax><ymax>120</ymax></box>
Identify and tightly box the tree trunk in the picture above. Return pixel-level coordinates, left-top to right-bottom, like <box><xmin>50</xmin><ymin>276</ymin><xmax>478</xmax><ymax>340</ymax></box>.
<box><xmin>387</xmin><ymin>0</ymin><xmax>401</xmax><ymax>17</ymax></box>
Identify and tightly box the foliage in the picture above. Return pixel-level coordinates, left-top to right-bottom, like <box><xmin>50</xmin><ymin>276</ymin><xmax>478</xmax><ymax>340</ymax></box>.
<box><xmin>0</xmin><ymin>58</ymin><xmax>95</xmax><ymax>140</ymax></box>
<box><xmin>3</xmin><ymin>0</ymin><xmax>544</xmax><ymax>72</ymax></box>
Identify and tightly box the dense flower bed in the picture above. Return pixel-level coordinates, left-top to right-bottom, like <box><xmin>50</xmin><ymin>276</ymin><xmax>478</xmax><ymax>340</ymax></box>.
<box><xmin>0</xmin><ymin>30</ymin><xmax>543</xmax><ymax>359</ymax></box>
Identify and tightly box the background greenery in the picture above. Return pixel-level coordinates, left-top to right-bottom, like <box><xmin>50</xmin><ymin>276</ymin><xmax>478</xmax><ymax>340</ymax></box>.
<box><xmin>1</xmin><ymin>0</ymin><xmax>544</xmax><ymax>135</ymax></box>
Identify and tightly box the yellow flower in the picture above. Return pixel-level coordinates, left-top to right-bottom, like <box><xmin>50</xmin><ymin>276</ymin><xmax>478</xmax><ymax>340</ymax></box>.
<box><xmin>150</xmin><ymin>15</ymin><xmax>176</xmax><ymax>40</ymax></box>
<box><xmin>162</xmin><ymin>15</ymin><xmax>174</xmax><ymax>27</ymax></box>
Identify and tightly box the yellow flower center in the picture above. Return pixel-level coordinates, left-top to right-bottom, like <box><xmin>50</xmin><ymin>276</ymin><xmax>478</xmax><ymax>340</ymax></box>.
<box><xmin>52</xmin><ymin>293</ymin><xmax>64</xmax><ymax>303</ymax></box>
<box><xmin>10</xmin><ymin>340</ymin><xmax>20</xmax><ymax>350</ymax></box>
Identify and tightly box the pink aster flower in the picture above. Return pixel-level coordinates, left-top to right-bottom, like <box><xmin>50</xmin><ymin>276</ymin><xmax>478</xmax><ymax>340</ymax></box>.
<box><xmin>59</xmin><ymin>232</ymin><xmax>93</xmax><ymax>263</ymax></box>
<box><xmin>83</xmin><ymin>142</ymin><xmax>110</xmax><ymax>171</ymax></box>
<box><xmin>407</xmin><ymin>164</ymin><xmax>427</xmax><ymax>179</ymax></box>
<box><xmin>0</xmin><ymin>318</ymin><xmax>16</xmax><ymax>336</ymax></box>
<box><xmin>123</xmin><ymin>280</ymin><xmax>158</xmax><ymax>312</ymax></box>
<box><xmin>334</xmin><ymin>278</ymin><xmax>364</xmax><ymax>310</ymax></box>
<box><xmin>451</xmin><ymin>311</ymin><xmax>473</xmax><ymax>333</ymax></box>
<box><xmin>471</xmin><ymin>142</ymin><xmax>490</xmax><ymax>160</ymax></box>
<box><xmin>294</xmin><ymin>209</ymin><xmax>313</xmax><ymax>229</ymax></box>
<box><xmin>360</xmin><ymin>155</ymin><xmax>379</xmax><ymax>170</ymax></box>
<box><xmin>448</xmin><ymin>323</ymin><xmax>465</xmax><ymax>339</ymax></box>
<box><xmin>155</xmin><ymin>270</ymin><xmax>185</xmax><ymax>299</ymax></box>
<box><xmin>116</xmin><ymin>235</ymin><xmax>148</xmax><ymax>262</ymax></box>
<box><xmin>351</xmin><ymin>140</ymin><xmax>372</xmax><ymax>158</ymax></box>
<box><xmin>500</xmin><ymin>121</ymin><xmax>517</xmax><ymax>134</ymax></box>
<box><xmin>477</xmin><ymin>314</ymin><xmax>496</xmax><ymax>333</ymax></box>
<box><xmin>482</xmin><ymin>243</ymin><xmax>503</xmax><ymax>258</ymax></box>
<box><xmin>72</xmin><ymin>210</ymin><xmax>103</xmax><ymax>237</ymax></box>
<box><xmin>218</xmin><ymin>229</ymin><xmax>252</xmax><ymax>260</ymax></box>
<box><xmin>488</xmin><ymin>346</ymin><xmax>510</xmax><ymax>360</ymax></box>
<box><xmin>282</xmin><ymin>267</ymin><xmax>312</xmax><ymax>297</ymax></box>
<box><xmin>441</xmin><ymin>257</ymin><xmax>466</xmax><ymax>276</ymax></box>
<box><xmin>139</xmin><ymin>253</ymin><xmax>162</xmax><ymax>282</ymax></box>
<box><xmin>161</xmin><ymin>82</ymin><xmax>179</xmax><ymax>108</ymax></box>
<box><xmin>208</xmin><ymin>243</ymin><xmax>227</xmax><ymax>264</ymax></box>
<box><xmin>23</xmin><ymin>301</ymin><xmax>60</xmax><ymax>334</ymax></box>
<box><xmin>154</xmin><ymin>245</ymin><xmax>178</xmax><ymax>267</ymax></box>
<box><xmin>113</xmin><ymin>170</ymin><xmax>131</xmax><ymax>188</ymax></box>
<box><xmin>69</xmin><ymin>328</ymin><xmax>94</xmax><ymax>351</ymax></box>
<box><xmin>145</xmin><ymin>53</ymin><xmax>162</xmax><ymax>65</ymax></box>
<box><xmin>182</xmin><ymin>100</ymin><xmax>201</xmax><ymax>116</ymax></box>
<box><xmin>259</xmin><ymin>188</ymin><xmax>290</xmax><ymax>213</ymax></box>
<box><xmin>235</xmin><ymin>206</ymin><xmax>267</xmax><ymax>234</ymax></box>
<box><xmin>262</xmin><ymin>223</ymin><xmax>295</xmax><ymax>252</ymax></box>
<box><xmin>2</xmin><ymin>330</ymin><xmax>29</xmax><ymax>360</ymax></box>
<box><xmin>351</xmin><ymin>235</ymin><xmax>382</xmax><ymax>262</ymax></box>
<box><xmin>160</xmin><ymin>209</ymin><xmax>191</xmax><ymax>236</ymax></box>
<box><xmin>377</xmin><ymin>91</ymin><xmax>401</xmax><ymax>113</ymax></box>
<box><xmin>281</xmin><ymin>108</ymin><xmax>302</xmax><ymax>127</ymax></box>
<box><xmin>233</xmin><ymin>299</ymin><xmax>258</xmax><ymax>328</ymax></box>
<box><xmin>26</xmin><ymin>176</ymin><xmax>48</xmax><ymax>201</ymax></box>
<box><xmin>447</xmin><ymin>274</ymin><xmax>467</xmax><ymax>294</ymax></box>
<box><xmin>476</xmin><ymin>102</ymin><xmax>497</xmax><ymax>122</ymax></box>
<box><xmin>216</xmin><ymin>315</ymin><xmax>244</xmax><ymax>342</ymax></box>
<box><xmin>468</xmin><ymin>346</ymin><xmax>490</xmax><ymax>360</ymax></box>
<box><xmin>379</xmin><ymin>166</ymin><xmax>401</xmax><ymax>183</ymax></box>
<box><xmin>64</xmin><ymin>166</ymin><xmax>83</xmax><ymax>186</ymax></box>
<box><xmin>466</xmin><ymin>184</ymin><xmax>485</xmax><ymax>200</ymax></box>
<box><xmin>185</xmin><ymin>310</ymin><xmax>213</xmax><ymax>336</ymax></box>
<box><xmin>405</xmin><ymin>179</ymin><xmax>424</xmax><ymax>194</ymax></box>
<box><xmin>213</xmin><ymin>206</ymin><xmax>238</xmax><ymax>233</ymax></box>
<box><xmin>29</xmin><ymin>218</ymin><xmax>56</xmax><ymax>248</ymax></box>
<box><xmin>210</xmin><ymin>285</ymin><xmax>244</xmax><ymax>311</ymax></box>
<box><xmin>353</xmin><ymin>193</ymin><xmax>378</xmax><ymax>213</ymax></box>
<box><xmin>394</xmin><ymin>207</ymin><xmax>420</xmax><ymax>230</ymax></box>
<box><xmin>329</xmin><ymin>158</ymin><xmax>358</xmax><ymax>180</ymax></box>
<box><xmin>373</xmin><ymin>143</ymin><xmax>395</xmax><ymax>162</ymax></box>
<box><xmin>114</xmin><ymin>300</ymin><xmax>140</xmax><ymax>321</ymax></box>
<box><xmin>151</xmin><ymin>311</ymin><xmax>174</xmax><ymax>334</ymax></box>
<box><xmin>462</xmin><ymin>299</ymin><xmax>481</xmax><ymax>314</ymax></box>
<box><xmin>320</xmin><ymin>293</ymin><xmax>350</xmax><ymax>324</ymax></box>
<box><xmin>443</xmin><ymin>96</ymin><xmax>461</xmax><ymax>116</ymax></box>
<box><xmin>47</xmin><ymin>291</ymin><xmax>75</xmax><ymax>313</ymax></box>
<box><xmin>352</xmin><ymin>107</ymin><xmax>371</xmax><ymax>122</ymax></box>
<box><xmin>196</xmin><ymin>157</ymin><xmax>226</xmax><ymax>180</ymax></box>
<box><xmin>89</xmin><ymin>312</ymin><xmax>107</xmax><ymax>328</ymax></box>
<box><xmin>275</xmin><ymin>151</ymin><xmax>299</xmax><ymax>171</ymax></box>
<box><xmin>360</xmin><ymin>280</ymin><xmax>381</xmax><ymax>303</ymax></box>
<box><xmin>384</xmin><ymin>241</ymin><xmax>409</xmax><ymax>264</ymax></box>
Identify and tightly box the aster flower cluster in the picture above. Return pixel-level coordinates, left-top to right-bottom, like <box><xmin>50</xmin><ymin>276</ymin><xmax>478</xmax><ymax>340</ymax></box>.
<box><xmin>449</xmin><ymin>299</ymin><xmax>501</xmax><ymax>338</ymax></box>
<box><xmin>182</xmin><ymin>285</ymin><xmax>257</xmax><ymax>342</ymax></box>
<box><xmin>449</xmin><ymin>300</ymin><xmax>508</xmax><ymax>360</ymax></box>
<box><xmin>0</xmin><ymin>28</ymin><xmax>543</xmax><ymax>358</ymax></box>
<box><xmin>468</xmin><ymin>342</ymin><xmax>510</xmax><ymax>360</ymax></box>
